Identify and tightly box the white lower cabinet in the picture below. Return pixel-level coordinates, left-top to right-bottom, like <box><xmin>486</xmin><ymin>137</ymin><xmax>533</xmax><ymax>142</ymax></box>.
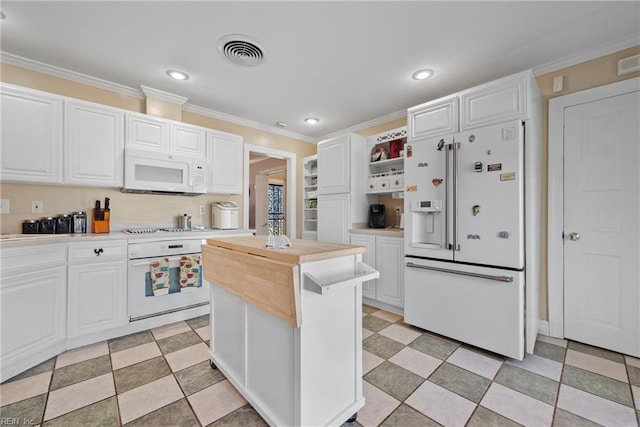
<box><xmin>375</xmin><ymin>236</ymin><xmax>404</xmax><ymax>308</ymax></box>
<box><xmin>0</xmin><ymin>244</ymin><xmax>68</xmax><ymax>382</ymax></box>
<box><xmin>349</xmin><ymin>234</ymin><xmax>376</xmax><ymax>299</ymax></box>
<box><xmin>350</xmin><ymin>233</ymin><xmax>404</xmax><ymax>310</ymax></box>
<box><xmin>67</xmin><ymin>240</ymin><xmax>127</xmax><ymax>339</ymax></box>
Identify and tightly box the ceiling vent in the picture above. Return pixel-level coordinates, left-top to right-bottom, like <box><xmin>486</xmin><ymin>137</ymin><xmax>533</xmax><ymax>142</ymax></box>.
<box><xmin>218</xmin><ymin>34</ymin><xmax>266</xmax><ymax>67</ymax></box>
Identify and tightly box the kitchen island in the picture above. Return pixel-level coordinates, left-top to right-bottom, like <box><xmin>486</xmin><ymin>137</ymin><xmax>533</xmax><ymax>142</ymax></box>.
<box><xmin>202</xmin><ymin>236</ymin><xmax>378</xmax><ymax>427</ymax></box>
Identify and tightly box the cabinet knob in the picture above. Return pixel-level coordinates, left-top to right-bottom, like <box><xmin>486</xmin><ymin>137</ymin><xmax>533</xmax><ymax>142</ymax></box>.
<box><xmin>94</xmin><ymin>248</ymin><xmax>104</xmax><ymax>256</ymax></box>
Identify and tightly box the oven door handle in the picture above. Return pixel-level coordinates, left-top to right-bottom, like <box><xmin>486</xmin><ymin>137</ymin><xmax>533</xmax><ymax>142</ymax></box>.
<box><xmin>406</xmin><ymin>262</ymin><xmax>514</xmax><ymax>283</ymax></box>
<box><xmin>129</xmin><ymin>255</ymin><xmax>200</xmax><ymax>267</ymax></box>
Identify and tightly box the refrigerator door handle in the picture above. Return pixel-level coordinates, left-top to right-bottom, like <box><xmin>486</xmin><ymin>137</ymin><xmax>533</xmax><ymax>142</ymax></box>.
<box><xmin>406</xmin><ymin>262</ymin><xmax>514</xmax><ymax>283</ymax></box>
<box><xmin>451</xmin><ymin>142</ymin><xmax>461</xmax><ymax>251</ymax></box>
<box><xmin>444</xmin><ymin>145</ymin><xmax>450</xmax><ymax>249</ymax></box>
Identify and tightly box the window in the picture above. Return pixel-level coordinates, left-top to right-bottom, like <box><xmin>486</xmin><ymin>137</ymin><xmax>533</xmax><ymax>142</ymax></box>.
<box><xmin>268</xmin><ymin>183</ymin><xmax>285</xmax><ymax>235</ymax></box>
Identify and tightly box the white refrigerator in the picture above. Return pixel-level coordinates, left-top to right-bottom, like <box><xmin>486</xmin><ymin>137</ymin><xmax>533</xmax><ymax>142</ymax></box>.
<box><xmin>403</xmin><ymin>119</ymin><xmax>527</xmax><ymax>359</ymax></box>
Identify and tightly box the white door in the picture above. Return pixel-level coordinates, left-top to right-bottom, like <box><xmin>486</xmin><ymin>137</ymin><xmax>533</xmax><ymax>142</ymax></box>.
<box><xmin>563</xmin><ymin>88</ymin><xmax>640</xmax><ymax>357</ymax></box>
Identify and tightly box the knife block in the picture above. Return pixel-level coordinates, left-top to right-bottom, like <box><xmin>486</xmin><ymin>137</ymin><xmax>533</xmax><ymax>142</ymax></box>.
<box><xmin>92</xmin><ymin>209</ymin><xmax>110</xmax><ymax>234</ymax></box>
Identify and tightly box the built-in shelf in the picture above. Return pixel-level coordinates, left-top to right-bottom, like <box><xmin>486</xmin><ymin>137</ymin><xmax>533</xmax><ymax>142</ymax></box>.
<box><xmin>302</xmin><ymin>155</ymin><xmax>319</xmax><ymax>240</ymax></box>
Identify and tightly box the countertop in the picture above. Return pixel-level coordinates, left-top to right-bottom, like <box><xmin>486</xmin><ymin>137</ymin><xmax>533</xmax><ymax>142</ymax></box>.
<box><xmin>205</xmin><ymin>235</ymin><xmax>366</xmax><ymax>264</ymax></box>
<box><xmin>349</xmin><ymin>227</ymin><xmax>404</xmax><ymax>237</ymax></box>
<box><xmin>0</xmin><ymin>229</ymin><xmax>253</xmax><ymax>249</ymax></box>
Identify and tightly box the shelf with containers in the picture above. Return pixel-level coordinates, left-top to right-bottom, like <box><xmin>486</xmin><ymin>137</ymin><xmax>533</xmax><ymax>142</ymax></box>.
<box><xmin>302</xmin><ymin>155</ymin><xmax>318</xmax><ymax>240</ymax></box>
<box><xmin>367</xmin><ymin>127</ymin><xmax>406</xmax><ymax>195</ymax></box>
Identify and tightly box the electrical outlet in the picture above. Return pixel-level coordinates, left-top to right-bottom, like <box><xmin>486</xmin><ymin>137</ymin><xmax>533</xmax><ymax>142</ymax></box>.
<box><xmin>199</xmin><ymin>205</ymin><xmax>206</xmax><ymax>215</ymax></box>
<box><xmin>0</xmin><ymin>199</ymin><xmax>9</xmax><ymax>214</ymax></box>
<box><xmin>31</xmin><ymin>200</ymin><xmax>43</xmax><ymax>214</ymax></box>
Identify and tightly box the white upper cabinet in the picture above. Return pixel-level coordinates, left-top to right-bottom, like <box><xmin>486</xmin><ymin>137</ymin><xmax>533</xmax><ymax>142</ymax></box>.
<box><xmin>0</xmin><ymin>84</ymin><xmax>64</xmax><ymax>184</ymax></box>
<box><xmin>126</xmin><ymin>112</ymin><xmax>207</xmax><ymax>157</ymax></box>
<box><xmin>64</xmin><ymin>100</ymin><xmax>124</xmax><ymax>187</ymax></box>
<box><xmin>408</xmin><ymin>96</ymin><xmax>459</xmax><ymax>139</ymax></box>
<box><xmin>460</xmin><ymin>73</ymin><xmax>527</xmax><ymax>130</ymax></box>
<box><xmin>171</xmin><ymin>122</ymin><xmax>206</xmax><ymax>157</ymax></box>
<box><xmin>125</xmin><ymin>112</ymin><xmax>170</xmax><ymax>151</ymax></box>
<box><xmin>408</xmin><ymin>71</ymin><xmax>535</xmax><ymax>136</ymax></box>
<box><xmin>317</xmin><ymin>134</ymin><xmax>350</xmax><ymax>195</ymax></box>
<box><xmin>207</xmin><ymin>130</ymin><xmax>243</xmax><ymax>194</ymax></box>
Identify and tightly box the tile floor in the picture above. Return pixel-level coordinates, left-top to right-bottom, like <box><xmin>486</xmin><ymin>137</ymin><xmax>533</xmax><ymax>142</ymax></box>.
<box><xmin>1</xmin><ymin>306</ymin><xmax>639</xmax><ymax>426</ymax></box>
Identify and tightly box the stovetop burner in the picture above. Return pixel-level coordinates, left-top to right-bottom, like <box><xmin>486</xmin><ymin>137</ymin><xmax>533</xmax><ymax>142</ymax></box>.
<box><xmin>122</xmin><ymin>228</ymin><xmax>158</xmax><ymax>234</ymax></box>
<box><xmin>122</xmin><ymin>227</ymin><xmax>206</xmax><ymax>234</ymax></box>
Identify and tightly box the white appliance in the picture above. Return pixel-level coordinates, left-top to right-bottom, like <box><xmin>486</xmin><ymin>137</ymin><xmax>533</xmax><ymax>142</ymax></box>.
<box><xmin>127</xmin><ymin>237</ymin><xmax>210</xmax><ymax>321</ymax></box>
<box><xmin>404</xmin><ymin>119</ymin><xmax>529</xmax><ymax>359</ymax></box>
<box><xmin>123</xmin><ymin>148</ymin><xmax>207</xmax><ymax>195</ymax></box>
<box><xmin>212</xmin><ymin>201</ymin><xmax>239</xmax><ymax>229</ymax></box>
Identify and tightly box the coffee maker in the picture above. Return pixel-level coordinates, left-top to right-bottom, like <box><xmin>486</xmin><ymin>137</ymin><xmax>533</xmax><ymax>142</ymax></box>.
<box><xmin>368</xmin><ymin>204</ymin><xmax>385</xmax><ymax>229</ymax></box>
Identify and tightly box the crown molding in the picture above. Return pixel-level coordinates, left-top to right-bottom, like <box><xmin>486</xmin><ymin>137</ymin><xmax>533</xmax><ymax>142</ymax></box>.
<box><xmin>183</xmin><ymin>104</ymin><xmax>316</xmax><ymax>144</ymax></box>
<box><xmin>1</xmin><ymin>51</ymin><xmax>144</xmax><ymax>99</ymax></box>
<box><xmin>317</xmin><ymin>109</ymin><xmax>407</xmax><ymax>143</ymax></box>
<box><xmin>140</xmin><ymin>85</ymin><xmax>188</xmax><ymax>105</ymax></box>
<box><xmin>532</xmin><ymin>34</ymin><xmax>640</xmax><ymax>76</ymax></box>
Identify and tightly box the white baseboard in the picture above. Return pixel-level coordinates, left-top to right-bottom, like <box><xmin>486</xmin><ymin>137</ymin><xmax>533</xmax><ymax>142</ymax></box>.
<box><xmin>537</xmin><ymin>320</ymin><xmax>550</xmax><ymax>336</ymax></box>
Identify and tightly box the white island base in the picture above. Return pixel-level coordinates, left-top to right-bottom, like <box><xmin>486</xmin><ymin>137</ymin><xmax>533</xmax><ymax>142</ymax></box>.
<box><xmin>203</xmin><ymin>237</ymin><xmax>378</xmax><ymax>426</ymax></box>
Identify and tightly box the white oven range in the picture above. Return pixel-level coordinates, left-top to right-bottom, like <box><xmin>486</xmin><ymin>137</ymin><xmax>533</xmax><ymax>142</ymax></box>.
<box><xmin>127</xmin><ymin>237</ymin><xmax>209</xmax><ymax>321</ymax></box>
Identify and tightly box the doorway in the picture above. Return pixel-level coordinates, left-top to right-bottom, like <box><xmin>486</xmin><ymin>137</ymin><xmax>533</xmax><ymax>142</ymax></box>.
<box><xmin>548</xmin><ymin>77</ymin><xmax>639</xmax><ymax>356</ymax></box>
<box><xmin>244</xmin><ymin>144</ymin><xmax>297</xmax><ymax>237</ymax></box>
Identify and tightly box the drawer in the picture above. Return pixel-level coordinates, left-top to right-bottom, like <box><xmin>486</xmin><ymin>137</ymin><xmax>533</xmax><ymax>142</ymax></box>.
<box><xmin>390</xmin><ymin>175</ymin><xmax>404</xmax><ymax>190</ymax></box>
<box><xmin>367</xmin><ymin>176</ymin><xmax>378</xmax><ymax>192</ymax></box>
<box><xmin>0</xmin><ymin>243</ymin><xmax>67</xmax><ymax>274</ymax></box>
<box><xmin>68</xmin><ymin>240</ymin><xmax>126</xmax><ymax>263</ymax></box>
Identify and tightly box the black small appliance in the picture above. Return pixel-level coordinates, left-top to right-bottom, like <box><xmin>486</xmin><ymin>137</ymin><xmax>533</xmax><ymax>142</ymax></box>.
<box><xmin>368</xmin><ymin>204</ymin><xmax>385</xmax><ymax>229</ymax></box>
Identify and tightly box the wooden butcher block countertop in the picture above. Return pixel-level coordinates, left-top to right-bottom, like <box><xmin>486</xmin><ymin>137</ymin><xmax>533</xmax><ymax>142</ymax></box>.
<box><xmin>204</xmin><ymin>235</ymin><xmax>365</xmax><ymax>264</ymax></box>
<box><xmin>202</xmin><ymin>236</ymin><xmax>365</xmax><ymax>327</ymax></box>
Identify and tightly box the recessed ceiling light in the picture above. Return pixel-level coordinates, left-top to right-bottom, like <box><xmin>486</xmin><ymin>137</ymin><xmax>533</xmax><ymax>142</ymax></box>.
<box><xmin>276</xmin><ymin>121</ymin><xmax>287</xmax><ymax>128</ymax></box>
<box><xmin>304</xmin><ymin>118</ymin><xmax>319</xmax><ymax>125</ymax></box>
<box><xmin>166</xmin><ymin>70</ymin><xmax>189</xmax><ymax>81</ymax></box>
<box><xmin>412</xmin><ymin>69</ymin><xmax>434</xmax><ymax>80</ymax></box>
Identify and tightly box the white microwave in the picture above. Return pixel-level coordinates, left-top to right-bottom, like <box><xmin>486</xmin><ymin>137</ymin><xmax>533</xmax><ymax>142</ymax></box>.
<box><xmin>123</xmin><ymin>148</ymin><xmax>207</xmax><ymax>195</ymax></box>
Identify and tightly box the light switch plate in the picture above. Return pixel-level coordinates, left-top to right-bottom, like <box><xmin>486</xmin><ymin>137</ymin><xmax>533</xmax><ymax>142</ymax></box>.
<box><xmin>0</xmin><ymin>199</ymin><xmax>9</xmax><ymax>214</ymax></box>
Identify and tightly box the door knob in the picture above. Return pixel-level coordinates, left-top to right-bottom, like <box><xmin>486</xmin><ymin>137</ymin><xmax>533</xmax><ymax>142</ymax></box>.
<box><xmin>567</xmin><ymin>232</ymin><xmax>580</xmax><ymax>241</ymax></box>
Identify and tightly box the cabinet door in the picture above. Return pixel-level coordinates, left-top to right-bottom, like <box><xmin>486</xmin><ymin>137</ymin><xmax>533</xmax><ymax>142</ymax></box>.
<box><xmin>0</xmin><ymin>85</ymin><xmax>63</xmax><ymax>183</ymax></box>
<box><xmin>207</xmin><ymin>131</ymin><xmax>243</xmax><ymax>194</ymax></box>
<box><xmin>317</xmin><ymin>135</ymin><xmax>350</xmax><ymax>195</ymax></box>
<box><xmin>460</xmin><ymin>73</ymin><xmax>526</xmax><ymax>130</ymax></box>
<box><xmin>64</xmin><ymin>100</ymin><xmax>125</xmax><ymax>186</ymax></box>
<box><xmin>375</xmin><ymin>236</ymin><xmax>404</xmax><ymax>308</ymax></box>
<box><xmin>171</xmin><ymin>122</ymin><xmax>206</xmax><ymax>157</ymax></box>
<box><xmin>125</xmin><ymin>112</ymin><xmax>170</xmax><ymax>151</ymax></box>
<box><xmin>350</xmin><ymin>233</ymin><xmax>376</xmax><ymax>299</ymax></box>
<box><xmin>318</xmin><ymin>194</ymin><xmax>350</xmax><ymax>244</ymax></box>
<box><xmin>67</xmin><ymin>260</ymin><xmax>127</xmax><ymax>338</ymax></box>
<box><xmin>408</xmin><ymin>96</ymin><xmax>458</xmax><ymax>140</ymax></box>
<box><xmin>1</xmin><ymin>267</ymin><xmax>67</xmax><ymax>366</ymax></box>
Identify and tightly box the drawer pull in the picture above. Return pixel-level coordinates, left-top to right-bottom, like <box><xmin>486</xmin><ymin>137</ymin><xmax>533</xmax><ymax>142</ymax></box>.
<box><xmin>94</xmin><ymin>248</ymin><xmax>104</xmax><ymax>256</ymax></box>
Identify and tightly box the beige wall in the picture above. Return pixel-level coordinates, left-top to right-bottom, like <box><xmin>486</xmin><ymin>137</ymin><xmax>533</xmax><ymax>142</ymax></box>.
<box><xmin>534</xmin><ymin>46</ymin><xmax>640</xmax><ymax>320</ymax></box>
<box><xmin>0</xmin><ymin>63</ymin><xmax>316</xmax><ymax>236</ymax></box>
